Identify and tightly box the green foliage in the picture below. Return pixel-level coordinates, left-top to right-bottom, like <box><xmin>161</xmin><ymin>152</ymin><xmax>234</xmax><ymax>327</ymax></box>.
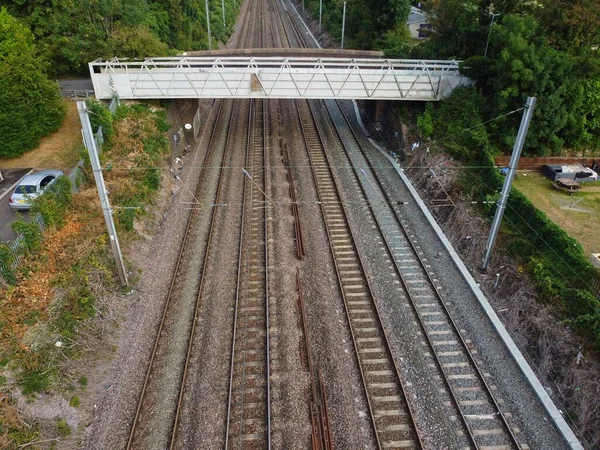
<box><xmin>108</xmin><ymin>24</ymin><xmax>170</xmax><ymax>59</ymax></box>
<box><xmin>56</xmin><ymin>418</ymin><xmax>71</xmax><ymax>437</ymax></box>
<box><xmin>305</xmin><ymin>0</ymin><xmax>411</xmax><ymax>50</ymax></box>
<box><xmin>78</xmin><ymin>376</ymin><xmax>88</xmax><ymax>387</ymax></box>
<box><xmin>18</xmin><ymin>370</ymin><xmax>51</xmax><ymax>395</ymax></box>
<box><xmin>418</xmin><ymin>3</ymin><xmax>600</xmax><ymax>155</ymax></box>
<box><xmin>431</xmin><ymin>86</ymin><xmax>491</xmax><ymax>160</ymax></box>
<box><xmin>86</xmin><ymin>100</ymin><xmax>114</xmax><ymax>142</ymax></box>
<box><xmin>3</xmin><ymin>0</ymin><xmax>241</xmax><ymax>75</ymax></box>
<box><xmin>69</xmin><ymin>396</ymin><xmax>80</xmax><ymax>407</ymax></box>
<box><xmin>417</xmin><ymin>103</ymin><xmax>434</xmax><ymax>140</ymax></box>
<box><xmin>0</xmin><ymin>243</ymin><xmax>16</xmax><ymax>285</ymax></box>
<box><xmin>31</xmin><ymin>176</ymin><xmax>72</xmax><ymax>228</ymax></box>
<box><xmin>0</xmin><ymin>8</ymin><xmax>66</xmax><ymax>159</ymax></box>
<box><xmin>11</xmin><ymin>221</ymin><xmax>41</xmax><ymax>252</ymax></box>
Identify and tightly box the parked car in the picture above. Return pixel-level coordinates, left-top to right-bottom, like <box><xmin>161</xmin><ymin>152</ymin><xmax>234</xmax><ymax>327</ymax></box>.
<box><xmin>8</xmin><ymin>169</ymin><xmax>64</xmax><ymax>210</ymax></box>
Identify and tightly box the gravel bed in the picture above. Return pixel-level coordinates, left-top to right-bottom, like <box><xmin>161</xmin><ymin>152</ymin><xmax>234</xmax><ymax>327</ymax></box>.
<box><xmin>82</xmin><ymin>98</ymin><xmax>223</xmax><ymax>449</ymax></box>
<box><xmin>131</xmin><ymin>99</ymin><xmax>239</xmax><ymax>450</ymax></box>
<box><xmin>281</xmin><ymin>98</ymin><xmax>378</xmax><ymax>449</ymax></box>
<box><xmin>265</xmin><ymin>98</ymin><xmax>312</xmax><ymax>450</ymax></box>
<box><xmin>337</xmin><ymin>99</ymin><xmax>570</xmax><ymax>450</ymax></box>
<box><xmin>310</xmin><ymin>99</ymin><xmax>464</xmax><ymax>448</ymax></box>
<box><xmin>173</xmin><ymin>99</ymin><xmax>251</xmax><ymax>449</ymax></box>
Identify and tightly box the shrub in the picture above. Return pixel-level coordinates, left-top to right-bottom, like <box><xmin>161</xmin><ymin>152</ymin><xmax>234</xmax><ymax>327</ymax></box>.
<box><xmin>11</xmin><ymin>220</ymin><xmax>41</xmax><ymax>252</ymax></box>
<box><xmin>0</xmin><ymin>243</ymin><xmax>16</xmax><ymax>285</ymax></box>
<box><xmin>86</xmin><ymin>100</ymin><xmax>113</xmax><ymax>142</ymax></box>
<box><xmin>31</xmin><ymin>176</ymin><xmax>72</xmax><ymax>228</ymax></box>
<box><xmin>56</xmin><ymin>418</ymin><xmax>71</xmax><ymax>437</ymax></box>
<box><xmin>417</xmin><ymin>103</ymin><xmax>434</xmax><ymax>140</ymax></box>
<box><xmin>0</xmin><ymin>9</ymin><xmax>65</xmax><ymax>159</ymax></box>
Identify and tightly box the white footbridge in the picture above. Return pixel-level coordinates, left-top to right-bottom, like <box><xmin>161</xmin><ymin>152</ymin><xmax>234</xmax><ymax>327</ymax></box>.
<box><xmin>89</xmin><ymin>55</ymin><xmax>472</xmax><ymax>101</ymax></box>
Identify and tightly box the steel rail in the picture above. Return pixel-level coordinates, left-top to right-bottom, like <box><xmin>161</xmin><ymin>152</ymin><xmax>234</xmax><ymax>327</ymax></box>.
<box><xmin>224</xmin><ymin>97</ymin><xmax>272</xmax><ymax>449</ymax></box>
<box><xmin>125</xmin><ymin>98</ymin><xmax>229</xmax><ymax>450</ymax></box>
<box><xmin>295</xmin><ymin>97</ymin><xmax>424</xmax><ymax>450</ymax></box>
<box><xmin>168</xmin><ymin>98</ymin><xmax>248</xmax><ymax>449</ymax></box>
<box><xmin>330</xmin><ymin>99</ymin><xmax>523</xmax><ymax>449</ymax></box>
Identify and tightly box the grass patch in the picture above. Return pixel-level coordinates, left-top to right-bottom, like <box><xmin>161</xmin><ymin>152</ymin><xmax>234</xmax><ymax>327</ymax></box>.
<box><xmin>513</xmin><ymin>172</ymin><xmax>600</xmax><ymax>257</ymax></box>
<box><xmin>18</xmin><ymin>370</ymin><xmax>51</xmax><ymax>396</ymax></box>
<box><xmin>69</xmin><ymin>396</ymin><xmax>80</xmax><ymax>407</ymax></box>
<box><xmin>0</xmin><ymin>100</ymin><xmax>82</xmax><ymax>172</ymax></box>
<box><xmin>56</xmin><ymin>418</ymin><xmax>70</xmax><ymax>437</ymax></box>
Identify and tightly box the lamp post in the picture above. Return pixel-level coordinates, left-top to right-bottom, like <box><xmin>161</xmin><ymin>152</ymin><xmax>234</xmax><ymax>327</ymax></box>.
<box><xmin>484</xmin><ymin>12</ymin><xmax>501</xmax><ymax>57</ymax></box>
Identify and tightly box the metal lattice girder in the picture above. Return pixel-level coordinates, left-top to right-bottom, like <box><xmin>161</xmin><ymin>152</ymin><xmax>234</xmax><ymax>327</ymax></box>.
<box><xmin>90</xmin><ymin>56</ymin><xmax>472</xmax><ymax>101</ymax></box>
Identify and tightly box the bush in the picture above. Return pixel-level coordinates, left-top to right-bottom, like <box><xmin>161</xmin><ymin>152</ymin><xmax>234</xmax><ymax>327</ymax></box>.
<box><xmin>86</xmin><ymin>100</ymin><xmax>113</xmax><ymax>142</ymax></box>
<box><xmin>417</xmin><ymin>103</ymin><xmax>434</xmax><ymax>139</ymax></box>
<box><xmin>0</xmin><ymin>243</ymin><xmax>16</xmax><ymax>285</ymax></box>
<box><xmin>11</xmin><ymin>220</ymin><xmax>41</xmax><ymax>252</ymax></box>
<box><xmin>31</xmin><ymin>176</ymin><xmax>72</xmax><ymax>228</ymax></box>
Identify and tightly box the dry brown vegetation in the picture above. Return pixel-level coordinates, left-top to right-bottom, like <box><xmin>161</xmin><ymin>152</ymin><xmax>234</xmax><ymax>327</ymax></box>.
<box><xmin>0</xmin><ymin>103</ymin><xmax>170</xmax><ymax>449</ymax></box>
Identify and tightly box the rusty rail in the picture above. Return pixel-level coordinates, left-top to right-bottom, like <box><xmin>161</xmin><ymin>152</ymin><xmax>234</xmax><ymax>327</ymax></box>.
<box><xmin>297</xmin><ymin>269</ymin><xmax>333</xmax><ymax>450</ymax></box>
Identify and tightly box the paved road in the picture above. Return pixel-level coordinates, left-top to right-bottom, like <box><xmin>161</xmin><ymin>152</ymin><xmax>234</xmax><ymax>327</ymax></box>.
<box><xmin>0</xmin><ymin>196</ymin><xmax>29</xmax><ymax>242</ymax></box>
<box><xmin>57</xmin><ymin>79</ymin><xmax>94</xmax><ymax>97</ymax></box>
<box><xmin>0</xmin><ymin>168</ymin><xmax>32</xmax><ymax>242</ymax></box>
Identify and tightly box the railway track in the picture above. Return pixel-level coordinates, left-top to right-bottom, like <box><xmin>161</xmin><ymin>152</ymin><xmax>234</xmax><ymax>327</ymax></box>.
<box><xmin>295</xmin><ymin>98</ymin><xmax>424</xmax><ymax>449</ymax></box>
<box><xmin>225</xmin><ymin>98</ymin><xmax>272</xmax><ymax>449</ymax></box>
<box><xmin>321</xmin><ymin>98</ymin><xmax>525</xmax><ymax>449</ymax></box>
<box><xmin>126</xmin><ymin>98</ymin><xmax>246</xmax><ymax>449</ymax></box>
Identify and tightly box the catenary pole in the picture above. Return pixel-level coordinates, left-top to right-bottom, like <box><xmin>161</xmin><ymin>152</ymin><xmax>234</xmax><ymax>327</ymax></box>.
<box><xmin>484</xmin><ymin>12</ymin><xmax>501</xmax><ymax>57</ymax></box>
<box><xmin>481</xmin><ymin>96</ymin><xmax>536</xmax><ymax>270</ymax></box>
<box><xmin>222</xmin><ymin>0</ymin><xmax>226</xmax><ymax>27</ymax></box>
<box><xmin>77</xmin><ymin>101</ymin><xmax>128</xmax><ymax>287</ymax></box>
<box><xmin>319</xmin><ymin>0</ymin><xmax>323</xmax><ymax>33</ymax></box>
<box><xmin>205</xmin><ymin>0</ymin><xmax>212</xmax><ymax>50</ymax></box>
<box><xmin>341</xmin><ymin>2</ymin><xmax>347</xmax><ymax>50</ymax></box>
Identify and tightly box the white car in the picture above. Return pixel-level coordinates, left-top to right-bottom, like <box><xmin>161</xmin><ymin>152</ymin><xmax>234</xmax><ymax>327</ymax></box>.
<box><xmin>8</xmin><ymin>170</ymin><xmax>64</xmax><ymax>210</ymax></box>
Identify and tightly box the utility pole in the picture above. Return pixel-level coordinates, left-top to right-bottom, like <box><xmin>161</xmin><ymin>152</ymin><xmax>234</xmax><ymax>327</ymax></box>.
<box><xmin>319</xmin><ymin>0</ymin><xmax>323</xmax><ymax>33</ymax></box>
<box><xmin>484</xmin><ymin>12</ymin><xmax>501</xmax><ymax>57</ymax></box>
<box><xmin>481</xmin><ymin>97</ymin><xmax>536</xmax><ymax>270</ymax></box>
<box><xmin>341</xmin><ymin>2</ymin><xmax>347</xmax><ymax>50</ymax></box>
<box><xmin>205</xmin><ymin>0</ymin><xmax>212</xmax><ymax>50</ymax></box>
<box><xmin>77</xmin><ymin>101</ymin><xmax>128</xmax><ymax>287</ymax></box>
<box><xmin>222</xmin><ymin>0</ymin><xmax>226</xmax><ymax>27</ymax></box>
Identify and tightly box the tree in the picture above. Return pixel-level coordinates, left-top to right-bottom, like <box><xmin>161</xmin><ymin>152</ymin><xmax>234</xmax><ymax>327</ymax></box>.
<box><xmin>108</xmin><ymin>25</ymin><xmax>170</xmax><ymax>58</ymax></box>
<box><xmin>0</xmin><ymin>8</ymin><xmax>65</xmax><ymax>159</ymax></box>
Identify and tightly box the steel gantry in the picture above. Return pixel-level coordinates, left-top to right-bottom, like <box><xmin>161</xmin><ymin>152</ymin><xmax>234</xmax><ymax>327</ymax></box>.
<box><xmin>89</xmin><ymin>56</ymin><xmax>472</xmax><ymax>101</ymax></box>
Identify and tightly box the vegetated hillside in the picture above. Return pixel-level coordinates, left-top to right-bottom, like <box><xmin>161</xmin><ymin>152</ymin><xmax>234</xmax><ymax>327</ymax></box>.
<box><xmin>1</xmin><ymin>0</ymin><xmax>240</xmax><ymax>75</ymax></box>
<box><xmin>409</xmin><ymin>0</ymin><xmax>600</xmax><ymax>157</ymax></box>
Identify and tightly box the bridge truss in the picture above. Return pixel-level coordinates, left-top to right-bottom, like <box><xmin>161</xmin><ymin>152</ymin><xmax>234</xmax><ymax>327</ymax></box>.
<box><xmin>89</xmin><ymin>56</ymin><xmax>472</xmax><ymax>101</ymax></box>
